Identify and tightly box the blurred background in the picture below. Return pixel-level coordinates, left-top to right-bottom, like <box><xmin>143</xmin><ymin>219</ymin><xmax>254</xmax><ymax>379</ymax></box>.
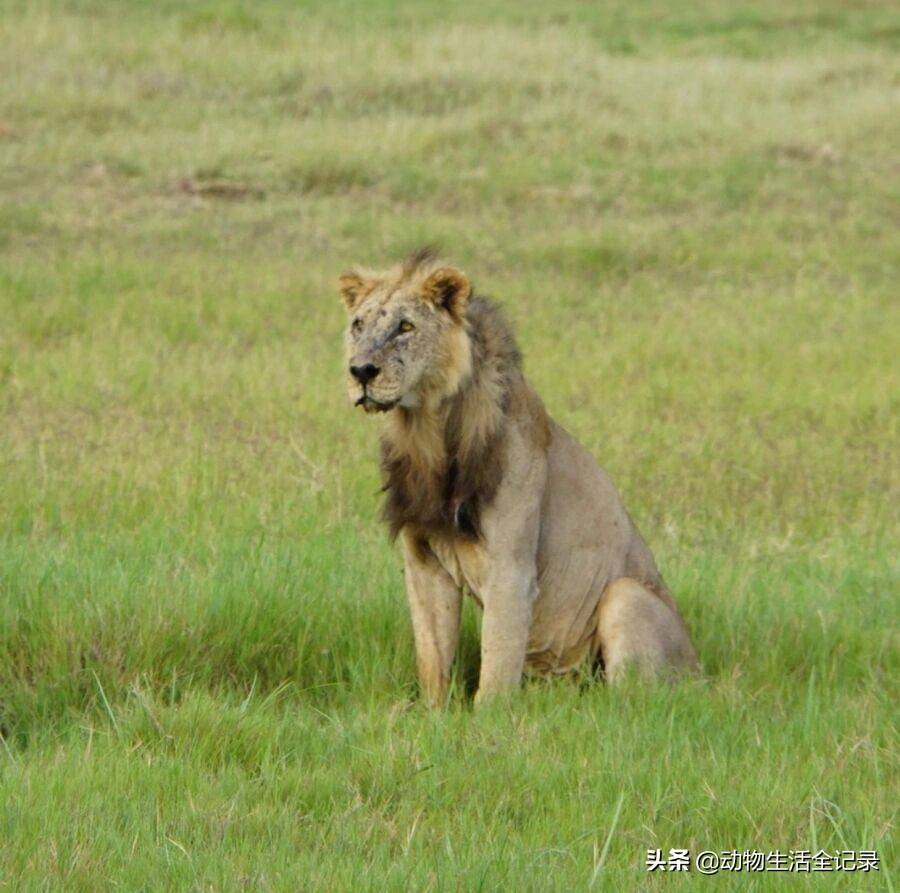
<box><xmin>0</xmin><ymin>1</ymin><xmax>897</xmax><ymax>887</ymax></box>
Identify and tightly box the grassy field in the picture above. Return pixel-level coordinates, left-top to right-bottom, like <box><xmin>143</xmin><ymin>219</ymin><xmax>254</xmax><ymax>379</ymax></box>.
<box><xmin>1</xmin><ymin>0</ymin><xmax>898</xmax><ymax>888</ymax></box>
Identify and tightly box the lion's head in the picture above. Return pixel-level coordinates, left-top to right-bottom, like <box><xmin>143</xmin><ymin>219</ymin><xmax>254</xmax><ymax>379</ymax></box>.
<box><xmin>339</xmin><ymin>249</ymin><xmax>472</xmax><ymax>414</ymax></box>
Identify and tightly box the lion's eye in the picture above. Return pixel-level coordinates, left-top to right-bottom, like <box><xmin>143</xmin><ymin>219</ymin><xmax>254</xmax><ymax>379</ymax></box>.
<box><xmin>351</xmin><ymin>318</ymin><xmax>363</xmax><ymax>334</ymax></box>
<box><xmin>398</xmin><ymin>320</ymin><xmax>414</xmax><ymax>334</ymax></box>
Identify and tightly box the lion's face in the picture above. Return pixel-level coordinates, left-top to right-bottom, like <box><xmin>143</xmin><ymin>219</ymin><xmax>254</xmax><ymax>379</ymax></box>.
<box><xmin>339</xmin><ymin>259</ymin><xmax>472</xmax><ymax>413</ymax></box>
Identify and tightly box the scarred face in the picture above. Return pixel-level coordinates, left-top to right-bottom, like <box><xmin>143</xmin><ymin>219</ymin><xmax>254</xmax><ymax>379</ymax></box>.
<box><xmin>339</xmin><ymin>259</ymin><xmax>472</xmax><ymax>413</ymax></box>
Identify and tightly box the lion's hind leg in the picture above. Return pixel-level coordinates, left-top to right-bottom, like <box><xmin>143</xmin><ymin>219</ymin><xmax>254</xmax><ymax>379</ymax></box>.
<box><xmin>594</xmin><ymin>577</ymin><xmax>698</xmax><ymax>682</ymax></box>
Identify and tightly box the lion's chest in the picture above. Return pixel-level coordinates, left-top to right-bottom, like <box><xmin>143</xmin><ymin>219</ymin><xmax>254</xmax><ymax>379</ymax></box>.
<box><xmin>429</xmin><ymin>536</ymin><xmax>489</xmax><ymax>605</ymax></box>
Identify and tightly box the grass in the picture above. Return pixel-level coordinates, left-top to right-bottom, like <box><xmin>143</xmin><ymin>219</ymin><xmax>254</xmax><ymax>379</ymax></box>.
<box><xmin>0</xmin><ymin>0</ymin><xmax>897</xmax><ymax>888</ymax></box>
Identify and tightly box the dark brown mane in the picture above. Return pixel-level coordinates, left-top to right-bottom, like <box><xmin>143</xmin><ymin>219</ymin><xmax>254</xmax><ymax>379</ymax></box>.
<box><xmin>401</xmin><ymin>245</ymin><xmax>440</xmax><ymax>279</ymax></box>
<box><xmin>380</xmin><ymin>296</ymin><xmax>522</xmax><ymax>542</ymax></box>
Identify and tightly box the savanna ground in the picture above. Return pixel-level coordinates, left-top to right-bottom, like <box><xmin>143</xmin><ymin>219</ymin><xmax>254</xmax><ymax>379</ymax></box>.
<box><xmin>1</xmin><ymin>0</ymin><xmax>898</xmax><ymax>889</ymax></box>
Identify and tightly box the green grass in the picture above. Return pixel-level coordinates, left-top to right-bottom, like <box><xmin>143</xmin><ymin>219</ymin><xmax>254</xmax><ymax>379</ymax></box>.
<box><xmin>1</xmin><ymin>0</ymin><xmax>898</xmax><ymax>888</ymax></box>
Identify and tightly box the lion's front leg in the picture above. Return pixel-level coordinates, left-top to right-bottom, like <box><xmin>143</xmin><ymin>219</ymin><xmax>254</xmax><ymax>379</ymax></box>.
<box><xmin>473</xmin><ymin>433</ymin><xmax>545</xmax><ymax>704</ymax></box>
<box><xmin>475</xmin><ymin>563</ymin><xmax>537</xmax><ymax>703</ymax></box>
<box><xmin>401</xmin><ymin>531</ymin><xmax>462</xmax><ymax>708</ymax></box>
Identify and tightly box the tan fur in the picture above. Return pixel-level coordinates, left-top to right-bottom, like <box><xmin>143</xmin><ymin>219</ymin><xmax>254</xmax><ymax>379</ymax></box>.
<box><xmin>341</xmin><ymin>250</ymin><xmax>699</xmax><ymax>705</ymax></box>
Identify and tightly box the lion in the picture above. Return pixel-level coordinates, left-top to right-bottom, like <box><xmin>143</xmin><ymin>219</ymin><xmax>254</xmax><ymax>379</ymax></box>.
<box><xmin>339</xmin><ymin>248</ymin><xmax>698</xmax><ymax>705</ymax></box>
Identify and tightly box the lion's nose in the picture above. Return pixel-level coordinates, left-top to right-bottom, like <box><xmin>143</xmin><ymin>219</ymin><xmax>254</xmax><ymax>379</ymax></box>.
<box><xmin>350</xmin><ymin>363</ymin><xmax>380</xmax><ymax>385</ymax></box>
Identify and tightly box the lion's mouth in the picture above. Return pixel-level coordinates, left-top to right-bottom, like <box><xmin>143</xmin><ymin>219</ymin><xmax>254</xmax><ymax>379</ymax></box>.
<box><xmin>355</xmin><ymin>393</ymin><xmax>398</xmax><ymax>414</ymax></box>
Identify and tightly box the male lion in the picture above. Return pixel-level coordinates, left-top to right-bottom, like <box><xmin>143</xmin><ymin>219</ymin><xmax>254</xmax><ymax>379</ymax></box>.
<box><xmin>340</xmin><ymin>248</ymin><xmax>698</xmax><ymax>705</ymax></box>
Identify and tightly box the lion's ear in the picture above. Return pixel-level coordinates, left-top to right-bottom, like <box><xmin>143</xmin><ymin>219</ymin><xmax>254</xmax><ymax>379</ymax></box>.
<box><xmin>422</xmin><ymin>267</ymin><xmax>471</xmax><ymax>322</ymax></box>
<box><xmin>338</xmin><ymin>271</ymin><xmax>376</xmax><ymax>311</ymax></box>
